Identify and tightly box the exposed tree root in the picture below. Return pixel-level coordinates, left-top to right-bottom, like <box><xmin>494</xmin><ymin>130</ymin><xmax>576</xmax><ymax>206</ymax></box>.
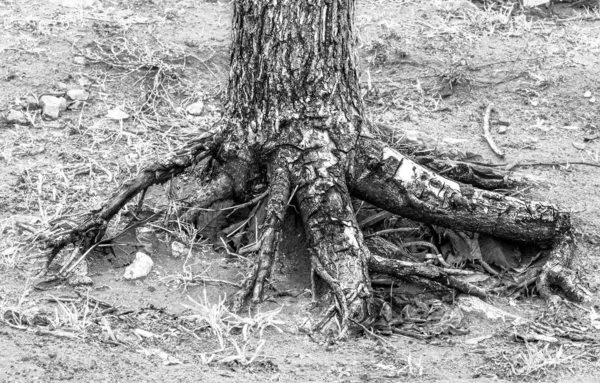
<box><xmin>179</xmin><ymin>171</ymin><xmax>236</xmax><ymax>224</ymax></box>
<box><xmin>232</xmin><ymin>153</ymin><xmax>291</xmax><ymax>311</ymax></box>
<box><xmin>536</xmin><ymin>231</ymin><xmax>589</xmax><ymax>304</ymax></box>
<box><xmin>39</xmin><ymin>131</ymin><xmax>221</xmax><ymax>273</ymax></box>
<box><xmin>353</xmin><ymin>137</ymin><xmax>570</xmax><ymax>245</ymax></box>
<box><xmin>369</xmin><ymin>255</ymin><xmax>488</xmax><ymax>300</ymax></box>
<box><xmin>367</xmin><ymin>237</ymin><xmax>488</xmax><ymax>300</ymax></box>
<box><xmin>36</xmin><ymin>131</ymin><xmax>587</xmax><ymax>335</ymax></box>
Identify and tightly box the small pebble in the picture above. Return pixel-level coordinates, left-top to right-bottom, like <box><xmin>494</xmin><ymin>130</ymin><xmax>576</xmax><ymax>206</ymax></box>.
<box><xmin>171</xmin><ymin>241</ymin><xmax>187</xmax><ymax>258</ymax></box>
<box><xmin>66</xmin><ymin>89</ymin><xmax>89</xmax><ymax>101</ymax></box>
<box><xmin>186</xmin><ymin>101</ymin><xmax>204</xmax><ymax>116</ymax></box>
<box><xmin>40</xmin><ymin>95</ymin><xmax>67</xmax><ymax>119</ymax></box>
<box><xmin>106</xmin><ymin>107</ymin><xmax>130</xmax><ymax>120</ymax></box>
<box><xmin>498</xmin><ymin>126</ymin><xmax>507</xmax><ymax>134</ymax></box>
<box><xmin>6</xmin><ymin>110</ymin><xmax>28</xmax><ymax>124</ymax></box>
<box><xmin>584</xmin><ymin>90</ymin><xmax>592</xmax><ymax>98</ymax></box>
<box><xmin>73</xmin><ymin>56</ymin><xmax>86</xmax><ymax>65</ymax></box>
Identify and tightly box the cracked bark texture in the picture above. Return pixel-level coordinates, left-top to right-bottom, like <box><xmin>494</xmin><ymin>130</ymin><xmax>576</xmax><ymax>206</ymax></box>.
<box><xmin>221</xmin><ymin>0</ymin><xmax>374</xmax><ymax>326</ymax></box>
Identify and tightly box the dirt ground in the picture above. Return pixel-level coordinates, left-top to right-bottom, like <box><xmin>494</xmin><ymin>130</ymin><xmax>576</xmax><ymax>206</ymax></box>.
<box><xmin>2</xmin><ymin>0</ymin><xmax>600</xmax><ymax>382</ymax></box>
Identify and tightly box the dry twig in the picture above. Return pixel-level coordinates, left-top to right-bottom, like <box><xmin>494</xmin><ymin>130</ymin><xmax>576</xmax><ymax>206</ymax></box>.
<box><xmin>482</xmin><ymin>103</ymin><xmax>505</xmax><ymax>158</ymax></box>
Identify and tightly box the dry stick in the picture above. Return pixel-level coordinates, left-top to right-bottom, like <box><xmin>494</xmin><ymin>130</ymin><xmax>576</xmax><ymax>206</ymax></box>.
<box><xmin>188</xmin><ymin>276</ymin><xmax>241</xmax><ymax>287</ymax></box>
<box><xmin>61</xmin><ymin>241</ymin><xmax>102</xmax><ymax>276</ymax></box>
<box><xmin>225</xmin><ymin>191</ymin><xmax>268</xmax><ymax>217</ymax></box>
<box><xmin>3</xmin><ymin>321</ymin><xmax>80</xmax><ymax>339</ymax></box>
<box><xmin>350</xmin><ymin>319</ymin><xmax>398</xmax><ymax>349</ymax></box>
<box><xmin>392</xmin><ymin>327</ymin><xmax>430</xmax><ymax>341</ymax></box>
<box><xmin>482</xmin><ymin>103</ymin><xmax>505</xmax><ymax>158</ymax></box>
<box><xmin>462</xmin><ymin>159</ymin><xmax>600</xmax><ymax>170</ymax></box>
<box><xmin>479</xmin><ymin>259</ymin><xmax>499</xmax><ymax>276</ymax></box>
<box><xmin>364</xmin><ymin>227</ymin><xmax>419</xmax><ymax>238</ymax></box>
<box><xmin>508</xmin><ymin>161</ymin><xmax>600</xmax><ymax>170</ymax></box>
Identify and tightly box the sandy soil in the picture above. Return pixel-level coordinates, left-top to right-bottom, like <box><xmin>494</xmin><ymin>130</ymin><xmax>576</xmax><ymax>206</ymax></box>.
<box><xmin>2</xmin><ymin>0</ymin><xmax>600</xmax><ymax>382</ymax></box>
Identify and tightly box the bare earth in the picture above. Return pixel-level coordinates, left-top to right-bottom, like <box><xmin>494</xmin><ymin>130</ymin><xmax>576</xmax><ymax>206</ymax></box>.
<box><xmin>2</xmin><ymin>0</ymin><xmax>600</xmax><ymax>382</ymax></box>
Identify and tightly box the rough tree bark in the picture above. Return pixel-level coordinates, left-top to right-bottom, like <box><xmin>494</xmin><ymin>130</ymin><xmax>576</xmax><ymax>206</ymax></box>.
<box><xmin>41</xmin><ymin>0</ymin><xmax>587</xmax><ymax>335</ymax></box>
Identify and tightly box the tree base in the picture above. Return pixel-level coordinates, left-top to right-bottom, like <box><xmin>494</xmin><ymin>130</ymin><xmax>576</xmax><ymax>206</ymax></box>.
<box><xmin>37</xmin><ymin>126</ymin><xmax>588</xmax><ymax>336</ymax></box>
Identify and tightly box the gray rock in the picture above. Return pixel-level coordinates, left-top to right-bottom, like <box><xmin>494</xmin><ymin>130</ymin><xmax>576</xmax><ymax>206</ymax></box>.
<box><xmin>66</xmin><ymin>89</ymin><xmax>89</xmax><ymax>101</ymax></box>
<box><xmin>67</xmin><ymin>259</ymin><xmax>93</xmax><ymax>286</ymax></box>
<box><xmin>68</xmin><ymin>275</ymin><xmax>93</xmax><ymax>286</ymax></box>
<box><xmin>6</xmin><ymin>110</ymin><xmax>28</xmax><ymax>124</ymax></box>
<box><xmin>40</xmin><ymin>95</ymin><xmax>67</xmax><ymax>119</ymax></box>
<box><xmin>186</xmin><ymin>101</ymin><xmax>204</xmax><ymax>116</ymax></box>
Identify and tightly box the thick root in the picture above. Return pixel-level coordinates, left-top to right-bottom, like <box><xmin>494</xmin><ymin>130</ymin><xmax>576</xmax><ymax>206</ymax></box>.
<box><xmin>536</xmin><ymin>231</ymin><xmax>589</xmax><ymax>304</ymax></box>
<box><xmin>39</xmin><ymin>137</ymin><xmax>223</xmax><ymax>274</ymax></box>
<box><xmin>353</xmin><ymin>137</ymin><xmax>570</xmax><ymax>245</ymax></box>
<box><xmin>368</xmin><ymin>254</ymin><xmax>488</xmax><ymax>300</ymax></box>
<box><xmin>352</xmin><ymin>136</ymin><xmax>585</xmax><ymax>304</ymax></box>
<box><xmin>231</xmin><ymin>156</ymin><xmax>291</xmax><ymax>312</ymax></box>
<box><xmin>179</xmin><ymin>171</ymin><xmax>236</xmax><ymax>224</ymax></box>
<box><xmin>42</xmin><ymin>132</ymin><xmax>218</xmax><ymax>252</ymax></box>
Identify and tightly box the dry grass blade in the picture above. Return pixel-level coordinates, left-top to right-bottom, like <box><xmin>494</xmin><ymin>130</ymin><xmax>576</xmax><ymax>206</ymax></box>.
<box><xmin>182</xmin><ymin>288</ymin><xmax>283</xmax><ymax>364</ymax></box>
<box><xmin>77</xmin><ymin>36</ymin><xmax>191</xmax><ymax>117</ymax></box>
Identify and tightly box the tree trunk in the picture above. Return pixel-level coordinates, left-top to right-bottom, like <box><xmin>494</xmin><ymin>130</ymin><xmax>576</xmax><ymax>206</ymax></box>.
<box><xmin>223</xmin><ymin>0</ymin><xmax>373</xmax><ymax>329</ymax></box>
<box><xmin>40</xmin><ymin>0</ymin><xmax>587</xmax><ymax>335</ymax></box>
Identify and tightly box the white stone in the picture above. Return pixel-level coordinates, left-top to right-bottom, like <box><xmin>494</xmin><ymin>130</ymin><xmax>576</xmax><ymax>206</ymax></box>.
<box><xmin>73</xmin><ymin>56</ymin><xmax>86</xmax><ymax>65</ymax></box>
<box><xmin>186</xmin><ymin>101</ymin><xmax>204</xmax><ymax>116</ymax></box>
<box><xmin>106</xmin><ymin>107</ymin><xmax>130</xmax><ymax>120</ymax></box>
<box><xmin>67</xmin><ymin>89</ymin><xmax>89</xmax><ymax>101</ymax></box>
<box><xmin>123</xmin><ymin>252</ymin><xmax>154</xmax><ymax>280</ymax></box>
<box><xmin>40</xmin><ymin>96</ymin><xmax>67</xmax><ymax>120</ymax></box>
<box><xmin>170</xmin><ymin>241</ymin><xmax>187</xmax><ymax>258</ymax></box>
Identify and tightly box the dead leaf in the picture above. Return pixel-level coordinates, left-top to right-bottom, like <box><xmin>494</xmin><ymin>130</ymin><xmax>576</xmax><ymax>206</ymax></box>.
<box><xmin>436</xmin><ymin>227</ymin><xmax>481</xmax><ymax>262</ymax></box>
